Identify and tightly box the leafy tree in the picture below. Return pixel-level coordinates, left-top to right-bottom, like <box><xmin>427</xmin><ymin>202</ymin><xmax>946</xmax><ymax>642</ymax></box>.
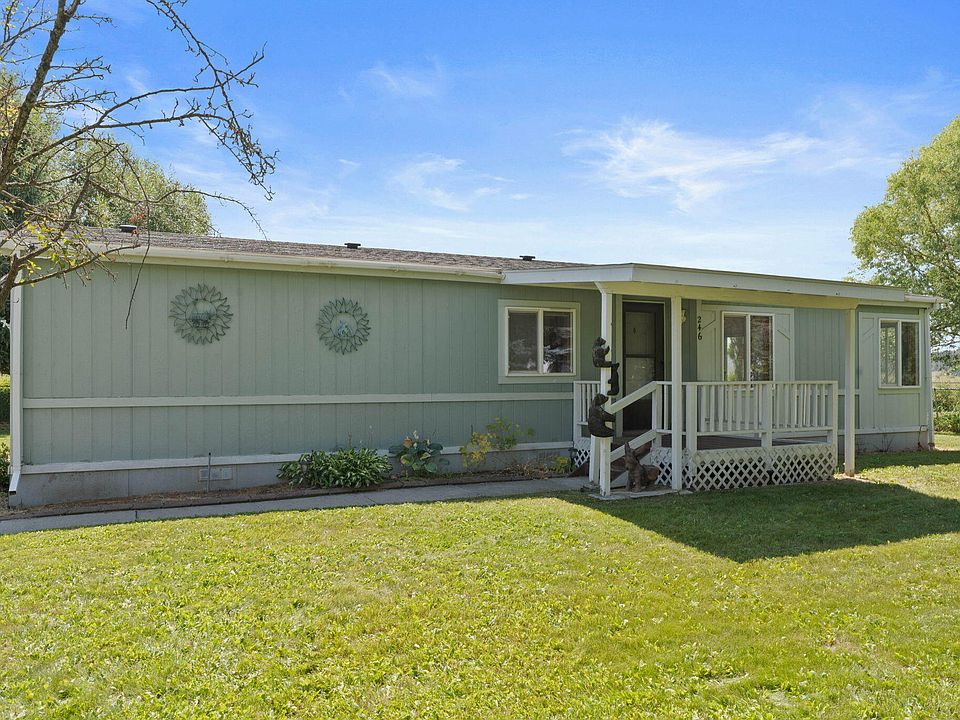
<box><xmin>67</xmin><ymin>145</ymin><xmax>212</xmax><ymax>235</ymax></box>
<box><xmin>1</xmin><ymin>86</ymin><xmax>212</xmax><ymax>234</ymax></box>
<box><xmin>0</xmin><ymin>70</ymin><xmax>215</xmax><ymax>372</ymax></box>
<box><xmin>852</xmin><ymin>117</ymin><xmax>960</xmax><ymax>351</ymax></box>
<box><xmin>0</xmin><ymin>0</ymin><xmax>275</xmax><ymax>310</ymax></box>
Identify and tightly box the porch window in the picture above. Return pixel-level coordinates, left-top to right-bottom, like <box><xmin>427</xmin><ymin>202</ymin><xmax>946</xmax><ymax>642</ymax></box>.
<box><xmin>722</xmin><ymin>313</ymin><xmax>773</xmax><ymax>381</ymax></box>
<box><xmin>880</xmin><ymin>319</ymin><xmax>920</xmax><ymax>387</ymax></box>
<box><xmin>505</xmin><ymin>306</ymin><xmax>575</xmax><ymax>376</ymax></box>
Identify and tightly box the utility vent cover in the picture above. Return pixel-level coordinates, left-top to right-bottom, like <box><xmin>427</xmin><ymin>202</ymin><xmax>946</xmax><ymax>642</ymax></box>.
<box><xmin>199</xmin><ymin>466</ymin><xmax>233</xmax><ymax>483</ymax></box>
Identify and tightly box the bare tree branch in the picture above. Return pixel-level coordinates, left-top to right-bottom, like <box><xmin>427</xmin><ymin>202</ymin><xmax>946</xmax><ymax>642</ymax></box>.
<box><xmin>0</xmin><ymin>0</ymin><xmax>276</xmax><ymax>313</ymax></box>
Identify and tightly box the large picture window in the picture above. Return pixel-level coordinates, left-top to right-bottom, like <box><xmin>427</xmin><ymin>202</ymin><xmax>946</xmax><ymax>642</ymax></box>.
<box><xmin>722</xmin><ymin>313</ymin><xmax>773</xmax><ymax>381</ymax></box>
<box><xmin>880</xmin><ymin>319</ymin><xmax>920</xmax><ymax>387</ymax></box>
<box><xmin>504</xmin><ymin>306</ymin><xmax>576</xmax><ymax>376</ymax></box>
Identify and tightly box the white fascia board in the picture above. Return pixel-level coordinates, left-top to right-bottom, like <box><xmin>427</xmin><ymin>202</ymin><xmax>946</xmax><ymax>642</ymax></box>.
<box><xmin>904</xmin><ymin>293</ymin><xmax>944</xmax><ymax>308</ymax></box>
<box><xmin>90</xmin><ymin>243</ymin><xmax>507</xmax><ymax>283</ymax></box>
<box><xmin>504</xmin><ymin>263</ymin><xmax>924</xmax><ymax>304</ymax></box>
<box><xmin>503</xmin><ymin>265</ymin><xmax>634</xmax><ymax>285</ymax></box>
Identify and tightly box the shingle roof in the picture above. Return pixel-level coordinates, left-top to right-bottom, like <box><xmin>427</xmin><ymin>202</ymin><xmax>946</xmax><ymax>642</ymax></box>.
<box><xmin>86</xmin><ymin>227</ymin><xmax>586</xmax><ymax>272</ymax></box>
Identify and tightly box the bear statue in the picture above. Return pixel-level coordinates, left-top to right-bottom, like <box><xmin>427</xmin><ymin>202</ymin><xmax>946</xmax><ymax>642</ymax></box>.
<box><xmin>587</xmin><ymin>393</ymin><xmax>616</xmax><ymax>438</ymax></box>
<box><xmin>592</xmin><ymin>337</ymin><xmax>620</xmax><ymax>370</ymax></box>
<box><xmin>607</xmin><ymin>363</ymin><xmax>620</xmax><ymax>396</ymax></box>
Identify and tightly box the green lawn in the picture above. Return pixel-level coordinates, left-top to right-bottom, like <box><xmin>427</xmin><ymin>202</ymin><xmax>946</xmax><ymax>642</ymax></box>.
<box><xmin>2</xmin><ymin>442</ymin><xmax>960</xmax><ymax>718</ymax></box>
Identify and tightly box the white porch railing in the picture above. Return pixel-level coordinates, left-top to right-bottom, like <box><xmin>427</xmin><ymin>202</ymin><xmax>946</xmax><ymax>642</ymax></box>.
<box><xmin>574</xmin><ymin>380</ymin><xmax>838</xmax><ymax>440</ymax></box>
<box><xmin>573</xmin><ymin>380</ymin><xmax>839</xmax><ymax>492</ymax></box>
<box><xmin>686</xmin><ymin>381</ymin><xmax>838</xmax><ymax>442</ymax></box>
<box><xmin>572</xmin><ymin>380</ymin><xmax>601</xmax><ymax>442</ymax></box>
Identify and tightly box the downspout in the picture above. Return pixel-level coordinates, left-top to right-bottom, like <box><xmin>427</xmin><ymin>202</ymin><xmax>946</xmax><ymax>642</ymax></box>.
<box><xmin>8</xmin><ymin>284</ymin><xmax>22</xmax><ymax>496</ymax></box>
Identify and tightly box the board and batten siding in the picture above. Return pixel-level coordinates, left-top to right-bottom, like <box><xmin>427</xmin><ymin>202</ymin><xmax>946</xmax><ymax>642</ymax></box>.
<box><xmin>696</xmin><ymin>302</ymin><xmax>927</xmax><ymax>436</ymax></box>
<box><xmin>856</xmin><ymin>306</ymin><xmax>925</xmax><ymax>435</ymax></box>
<box><xmin>796</xmin><ymin>305</ymin><xmax>926</xmax><ymax>434</ymax></box>
<box><xmin>22</xmin><ymin>263</ymin><xmax>600</xmax><ymax>465</ymax></box>
<box><xmin>694</xmin><ymin>302</ymin><xmax>795</xmax><ymax>382</ymax></box>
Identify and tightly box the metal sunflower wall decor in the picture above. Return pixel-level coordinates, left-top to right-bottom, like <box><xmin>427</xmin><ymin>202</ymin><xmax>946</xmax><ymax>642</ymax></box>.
<box><xmin>317</xmin><ymin>298</ymin><xmax>370</xmax><ymax>354</ymax></box>
<box><xmin>169</xmin><ymin>284</ymin><xmax>233</xmax><ymax>345</ymax></box>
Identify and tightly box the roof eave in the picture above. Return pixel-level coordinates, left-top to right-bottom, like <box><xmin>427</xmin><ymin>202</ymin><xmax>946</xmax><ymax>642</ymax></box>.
<box><xmin>92</xmin><ymin>242</ymin><xmax>510</xmax><ymax>281</ymax></box>
<box><xmin>503</xmin><ymin>263</ymin><xmax>938</xmax><ymax>305</ymax></box>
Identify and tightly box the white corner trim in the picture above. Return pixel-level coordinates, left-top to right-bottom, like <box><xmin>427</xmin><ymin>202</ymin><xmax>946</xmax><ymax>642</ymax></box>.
<box><xmin>20</xmin><ymin>441</ymin><xmax>574</xmax><ymax>475</ymax></box>
<box><xmin>22</xmin><ymin>391</ymin><xmax>574</xmax><ymax>410</ymax></box>
<box><xmin>8</xmin><ymin>285</ymin><xmax>22</xmax><ymax>493</ymax></box>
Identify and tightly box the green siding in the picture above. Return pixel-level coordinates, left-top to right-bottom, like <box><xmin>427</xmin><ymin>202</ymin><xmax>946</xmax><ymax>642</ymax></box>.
<box><xmin>794</xmin><ymin>307</ymin><xmax>846</xmax><ymax>383</ymax></box>
<box><xmin>856</xmin><ymin>309</ymin><xmax>927</xmax><ymax>432</ymax></box>
<box><xmin>20</xmin><ymin>261</ymin><xmax>930</xmax><ymax>465</ymax></box>
<box><xmin>22</xmin><ymin>264</ymin><xmax>599</xmax><ymax>464</ymax></box>
<box><xmin>700</xmin><ymin>302</ymin><xmax>928</xmax><ymax>433</ymax></box>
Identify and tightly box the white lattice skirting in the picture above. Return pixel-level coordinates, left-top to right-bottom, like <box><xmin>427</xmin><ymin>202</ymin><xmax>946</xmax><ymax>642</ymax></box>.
<box><xmin>642</xmin><ymin>443</ymin><xmax>836</xmax><ymax>491</ymax></box>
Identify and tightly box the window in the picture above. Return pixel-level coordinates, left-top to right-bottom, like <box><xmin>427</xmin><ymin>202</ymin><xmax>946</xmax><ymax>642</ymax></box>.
<box><xmin>504</xmin><ymin>306</ymin><xmax>575</xmax><ymax>376</ymax></box>
<box><xmin>879</xmin><ymin>319</ymin><xmax>920</xmax><ymax>387</ymax></box>
<box><xmin>722</xmin><ymin>313</ymin><xmax>773</xmax><ymax>381</ymax></box>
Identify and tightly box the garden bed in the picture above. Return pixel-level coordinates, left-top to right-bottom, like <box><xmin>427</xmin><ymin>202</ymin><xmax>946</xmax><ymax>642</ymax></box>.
<box><xmin>0</xmin><ymin>468</ymin><xmax>572</xmax><ymax>520</ymax></box>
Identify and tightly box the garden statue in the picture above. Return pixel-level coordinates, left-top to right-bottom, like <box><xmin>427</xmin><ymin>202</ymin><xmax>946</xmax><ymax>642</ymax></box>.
<box><xmin>593</xmin><ymin>336</ymin><xmax>621</xmax><ymax>395</ymax></box>
<box><xmin>592</xmin><ymin>337</ymin><xmax>619</xmax><ymax>370</ymax></box>
<box><xmin>607</xmin><ymin>363</ymin><xmax>620</xmax><ymax>396</ymax></box>
<box><xmin>623</xmin><ymin>443</ymin><xmax>659</xmax><ymax>491</ymax></box>
<box><xmin>587</xmin><ymin>393</ymin><xmax>615</xmax><ymax>438</ymax></box>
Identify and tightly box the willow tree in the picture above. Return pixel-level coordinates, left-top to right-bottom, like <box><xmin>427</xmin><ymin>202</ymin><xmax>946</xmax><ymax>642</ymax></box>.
<box><xmin>0</xmin><ymin>0</ymin><xmax>275</xmax><ymax>309</ymax></box>
<box><xmin>852</xmin><ymin>117</ymin><xmax>960</xmax><ymax>351</ymax></box>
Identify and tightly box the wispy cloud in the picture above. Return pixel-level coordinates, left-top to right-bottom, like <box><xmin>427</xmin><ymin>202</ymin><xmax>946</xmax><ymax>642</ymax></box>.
<box><xmin>361</xmin><ymin>60</ymin><xmax>445</xmax><ymax>99</ymax></box>
<box><xmin>171</xmin><ymin>160</ymin><xmax>335</xmax><ymax>237</ymax></box>
<box><xmin>565</xmin><ymin>73</ymin><xmax>960</xmax><ymax>211</ymax></box>
<box><xmin>337</xmin><ymin>159</ymin><xmax>360</xmax><ymax>177</ymax></box>
<box><xmin>389</xmin><ymin>155</ymin><xmax>501</xmax><ymax>212</ymax></box>
<box><xmin>564</xmin><ymin>121</ymin><xmax>822</xmax><ymax>209</ymax></box>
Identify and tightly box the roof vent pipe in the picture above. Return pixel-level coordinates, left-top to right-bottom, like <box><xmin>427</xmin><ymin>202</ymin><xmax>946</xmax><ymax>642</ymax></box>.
<box><xmin>118</xmin><ymin>224</ymin><xmax>138</xmax><ymax>233</ymax></box>
<box><xmin>344</xmin><ymin>242</ymin><xmax>361</xmax><ymax>249</ymax></box>
<box><xmin>520</xmin><ymin>255</ymin><xmax>536</xmax><ymax>261</ymax></box>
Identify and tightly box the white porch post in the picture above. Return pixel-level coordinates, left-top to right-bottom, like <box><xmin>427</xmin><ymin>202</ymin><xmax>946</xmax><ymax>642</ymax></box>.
<box><xmin>670</xmin><ymin>296</ymin><xmax>683</xmax><ymax>491</ymax></box>
<box><xmin>922</xmin><ymin>306</ymin><xmax>935</xmax><ymax>450</ymax></box>
<box><xmin>844</xmin><ymin>307</ymin><xmax>857</xmax><ymax>476</ymax></box>
<box><xmin>597</xmin><ymin>285</ymin><xmax>615</xmax><ymax>496</ymax></box>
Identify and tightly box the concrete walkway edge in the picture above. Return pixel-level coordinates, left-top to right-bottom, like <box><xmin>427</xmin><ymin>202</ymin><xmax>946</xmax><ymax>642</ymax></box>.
<box><xmin>0</xmin><ymin>477</ymin><xmax>587</xmax><ymax>535</ymax></box>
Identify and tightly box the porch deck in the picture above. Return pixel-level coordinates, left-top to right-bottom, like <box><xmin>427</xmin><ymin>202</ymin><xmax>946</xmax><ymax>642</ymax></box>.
<box><xmin>616</xmin><ymin>433</ymin><xmax>829</xmax><ymax>450</ymax></box>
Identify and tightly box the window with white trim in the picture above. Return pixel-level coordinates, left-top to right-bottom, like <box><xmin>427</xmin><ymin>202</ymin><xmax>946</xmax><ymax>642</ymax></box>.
<box><xmin>722</xmin><ymin>313</ymin><xmax>773</xmax><ymax>381</ymax></box>
<box><xmin>504</xmin><ymin>306</ymin><xmax>576</xmax><ymax>376</ymax></box>
<box><xmin>879</xmin><ymin>319</ymin><xmax>920</xmax><ymax>387</ymax></box>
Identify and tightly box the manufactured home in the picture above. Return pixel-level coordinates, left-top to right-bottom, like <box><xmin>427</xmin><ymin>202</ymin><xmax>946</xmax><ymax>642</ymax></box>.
<box><xmin>7</xmin><ymin>228</ymin><xmax>938</xmax><ymax>506</ymax></box>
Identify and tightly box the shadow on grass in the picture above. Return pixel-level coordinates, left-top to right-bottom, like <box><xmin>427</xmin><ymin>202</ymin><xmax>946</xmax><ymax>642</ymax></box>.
<box><xmin>857</xmin><ymin>448</ymin><xmax>960</xmax><ymax>471</ymax></box>
<box><xmin>568</xmin><ymin>479</ymin><xmax>960</xmax><ymax>563</ymax></box>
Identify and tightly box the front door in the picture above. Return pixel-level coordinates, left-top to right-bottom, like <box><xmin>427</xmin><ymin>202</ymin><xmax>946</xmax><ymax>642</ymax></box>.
<box><xmin>622</xmin><ymin>302</ymin><xmax>665</xmax><ymax>432</ymax></box>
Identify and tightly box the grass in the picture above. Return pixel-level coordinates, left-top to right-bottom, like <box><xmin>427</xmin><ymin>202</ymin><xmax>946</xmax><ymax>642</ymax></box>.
<box><xmin>1</xmin><ymin>441</ymin><xmax>959</xmax><ymax>718</ymax></box>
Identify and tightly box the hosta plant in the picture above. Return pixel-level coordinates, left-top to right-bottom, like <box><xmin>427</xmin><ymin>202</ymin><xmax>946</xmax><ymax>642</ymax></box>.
<box><xmin>389</xmin><ymin>431</ymin><xmax>449</xmax><ymax>476</ymax></box>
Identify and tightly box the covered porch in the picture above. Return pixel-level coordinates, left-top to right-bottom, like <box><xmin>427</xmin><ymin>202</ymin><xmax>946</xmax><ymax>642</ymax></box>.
<box><xmin>503</xmin><ymin>262</ymin><xmax>870</xmax><ymax>497</ymax></box>
<box><xmin>574</xmin><ymin>379</ymin><xmax>838</xmax><ymax>492</ymax></box>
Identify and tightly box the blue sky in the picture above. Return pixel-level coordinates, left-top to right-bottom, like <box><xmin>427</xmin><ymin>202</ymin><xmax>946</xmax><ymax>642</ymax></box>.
<box><xmin>86</xmin><ymin>1</ymin><xmax>960</xmax><ymax>278</ymax></box>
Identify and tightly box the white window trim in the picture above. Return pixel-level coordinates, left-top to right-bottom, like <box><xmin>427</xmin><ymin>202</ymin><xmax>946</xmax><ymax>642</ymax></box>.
<box><xmin>720</xmin><ymin>311</ymin><xmax>775</xmax><ymax>382</ymax></box>
<box><xmin>879</xmin><ymin>318</ymin><xmax>921</xmax><ymax>389</ymax></box>
<box><xmin>498</xmin><ymin>299</ymin><xmax>579</xmax><ymax>383</ymax></box>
